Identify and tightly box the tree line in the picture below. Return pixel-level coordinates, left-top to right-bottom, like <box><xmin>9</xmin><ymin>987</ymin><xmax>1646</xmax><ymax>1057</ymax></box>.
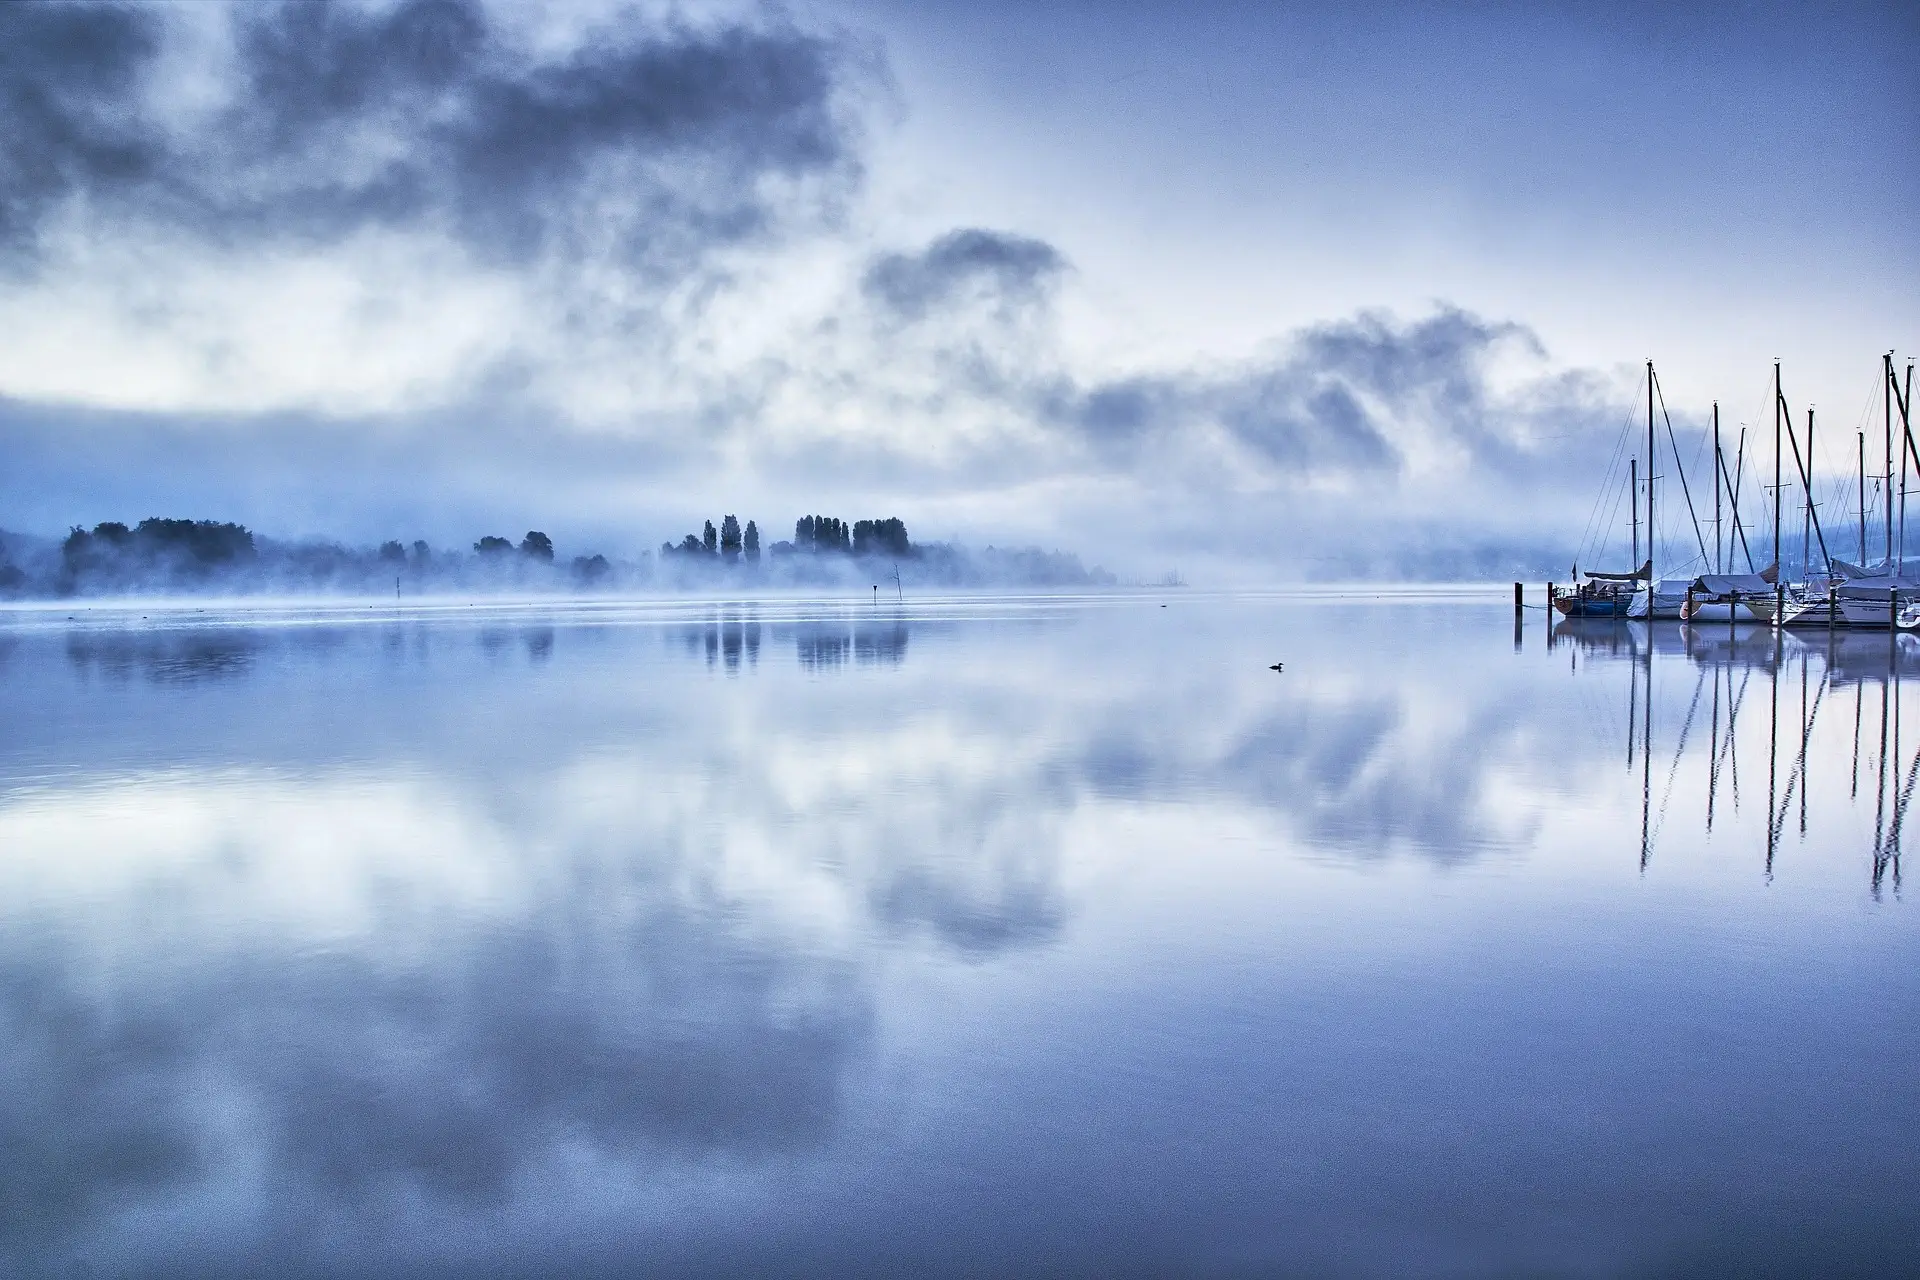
<box><xmin>663</xmin><ymin>514</ymin><xmax>912</xmax><ymax>562</ymax></box>
<box><xmin>0</xmin><ymin>510</ymin><xmax>1118</xmax><ymax>597</ymax></box>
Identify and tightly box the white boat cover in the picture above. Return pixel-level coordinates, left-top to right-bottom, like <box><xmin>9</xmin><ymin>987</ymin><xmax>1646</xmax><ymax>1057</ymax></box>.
<box><xmin>1694</xmin><ymin>574</ymin><xmax>1772</xmax><ymax>596</ymax></box>
<box><xmin>1836</xmin><ymin>580</ymin><xmax>1920</xmax><ymax>602</ymax></box>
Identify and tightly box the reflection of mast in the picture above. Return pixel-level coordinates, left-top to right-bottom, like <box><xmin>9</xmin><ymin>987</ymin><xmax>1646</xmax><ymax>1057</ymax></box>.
<box><xmin>1650</xmin><ymin>667</ymin><xmax>1706</xmax><ymax>859</ymax></box>
<box><xmin>1767</xmin><ymin>624</ymin><xmax>1780</xmax><ymax>879</ymax></box>
<box><xmin>1721</xmin><ymin>667</ymin><xmax>1747</xmax><ymax>811</ymax></box>
<box><xmin>1880</xmin><ymin>680</ymin><xmax>1917</xmax><ymax>901</ymax></box>
<box><xmin>1772</xmin><ymin>652</ymin><xmax>1826</xmax><ymax>847</ymax></box>
<box><xmin>1708</xmin><ymin>668</ymin><xmax>1722</xmax><ymax>831</ymax></box>
<box><xmin>1628</xmin><ymin>646</ymin><xmax>1638</xmax><ymax>770</ymax></box>
<box><xmin>1800</xmin><ymin>653</ymin><xmax>1813</xmax><ymax>834</ymax></box>
<box><xmin>1875</xmin><ymin>670</ymin><xmax>1890</xmax><ymax>864</ymax></box>
<box><xmin>1853</xmin><ymin>663</ymin><xmax>1864</xmax><ymax>799</ymax></box>
<box><xmin>1640</xmin><ymin>636</ymin><xmax>1653</xmax><ymax>871</ymax></box>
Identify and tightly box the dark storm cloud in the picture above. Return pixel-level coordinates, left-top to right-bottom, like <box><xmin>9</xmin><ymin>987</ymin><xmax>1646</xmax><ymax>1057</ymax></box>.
<box><xmin>0</xmin><ymin>0</ymin><xmax>861</xmax><ymax>269</ymax></box>
<box><xmin>1061</xmin><ymin>307</ymin><xmax>1553</xmax><ymax>477</ymax></box>
<box><xmin>861</xmin><ymin>227</ymin><xmax>1066</xmax><ymax>322</ymax></box>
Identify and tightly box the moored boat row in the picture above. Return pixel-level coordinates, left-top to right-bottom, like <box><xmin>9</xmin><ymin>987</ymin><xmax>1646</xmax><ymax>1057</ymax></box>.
<box><xmin>1556</xmin><ymin>355</ymin><xmax>1917</xmax><ymax>630</ymax></box>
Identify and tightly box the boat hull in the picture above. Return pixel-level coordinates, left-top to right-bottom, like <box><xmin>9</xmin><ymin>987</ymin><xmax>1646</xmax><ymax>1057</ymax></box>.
<box><xmin>1553</xmin><ymin>597</ymin><xmax>1632</xmax><ymax>618</ymax></box>
<box><xmin>1780</xmin><ymin>594</ymin><xmax>1920</xmax><ymax>630</ymax></box>
<box><xmin>1682</xmin><ymin>598</ymin><xmax>1773</xmax><ymax>624</ymax></box>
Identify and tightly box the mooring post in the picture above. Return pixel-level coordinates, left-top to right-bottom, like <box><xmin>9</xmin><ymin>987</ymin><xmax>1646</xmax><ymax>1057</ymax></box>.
<box><xmin>1514</xmin><ymin>582</ymin><xmax>1523</xmax><ymax>617</ymax></box>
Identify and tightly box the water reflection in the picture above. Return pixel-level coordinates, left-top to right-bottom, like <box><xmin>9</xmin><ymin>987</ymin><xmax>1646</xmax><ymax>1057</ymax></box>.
<box><xmin>794</xmin><ymin>619</ymin><xmax>909</xmax><ymax>670</ymax></box>
<box><xmin>0</xmin><ymin>597</ymin><xmax>1914</xmax><ymax>1274</ymax></box>
<box><xmin>65</xmin><ymin>628</ymin><xmax>261</xmax><ymax>683</ymax></box>
<box><xmin>1548</xmin><ymin>614</ymin><xmax>1917</xmax><ymax>894</ymax></box>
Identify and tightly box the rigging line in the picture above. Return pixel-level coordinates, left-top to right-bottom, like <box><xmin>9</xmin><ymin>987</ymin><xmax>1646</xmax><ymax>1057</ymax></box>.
<box><xmin>1779</xmin><ymin>390</ymin><xmax>1834</xmax><ymax>572</ymax></box>
<box><xmin>1650</xmin><ymin>665</ymin><xmax>1708</xmax><ymax>848</ymax></box>
<box><xmin>1591</xmin><ymin>463</ymin><xmax>1632</xmax><ymax>572</ymax></box>
<box><xmin>1731</xmin><ymin>428</ymin><xmax>1756</xmax><ymax>572</ymax></box>
<box><xmin>1716</xmin><ymin>437</ymin><xmax>1756</xmax><ymax>572</ymax></box>
<box><xmin>1652</xmin><ymin>370</ymin><xmax>1712</xmax><ymax>571</ymax></box>
<box><xmin>1577</xmin><ymin>369</ymin><xmax>1648</xmax><ymax>568</ymax></box>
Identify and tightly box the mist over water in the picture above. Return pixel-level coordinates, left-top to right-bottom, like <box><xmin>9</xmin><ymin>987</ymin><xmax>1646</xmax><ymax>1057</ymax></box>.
<box><xmin>1</xmin><ymin>591</ymin><xmax>1914</xmax><ymax>1275</ymax></box>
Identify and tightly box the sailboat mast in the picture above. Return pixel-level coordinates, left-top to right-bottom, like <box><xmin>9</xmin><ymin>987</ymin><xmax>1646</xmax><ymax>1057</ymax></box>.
<box><xmin>1631</xmin><ymin>457</ymin><xmax>1640</xmax><ymax>569</ymax></box>
<box><xmin>1860</xmin><ymin>430</ymin><xmax>1867</xmax><ymax>565</ymax></box>
<box><xmin>1647</xmin><ymin>359</ymin><xmax>1656</xmax><ymax>585</ymax></box>
<box><xmin>1889</xmin><ymin>355</ymin><xmax>1904</xmax><ymax>575</ymax></box>
<box><xmin>1774</xmin><ymin>361</ymin><xmax>1784</xmax><ymax>620</ymax></box>
<box><xmin>1806</xmin><ymin>405</ymin><xmax>1816</xmax><ymax>577</ymax></box>
<box><xmin>1714</xmin><ymin>403</ymin><xmax>1723</xmax><ymax>574</ymax></box>
<box><xmin>1900</xmin><ymin>358</ymin><xmax>1910</xmax><ymax>579</ymax></box>
<box><xmin>1888</xmin><ymin>352</ymin><xmax>1896</xmax><ymax>565</ymax></box>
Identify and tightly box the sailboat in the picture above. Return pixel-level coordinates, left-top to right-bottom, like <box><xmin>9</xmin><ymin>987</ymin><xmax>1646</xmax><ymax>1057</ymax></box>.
<box><xmin>1776</xmin><ymin>356</ymin><xmax>1917</xmax><ymax>628</ymax></box>
<box><xmin>1619</xmin><ymin>361</ymin><xmax>1714</xmax><ymax>620</ymax></box>
<box><xmin>1555</xmin><ymin>558</ymin><xmax>1651</xmax><ymax>617</ymax></box>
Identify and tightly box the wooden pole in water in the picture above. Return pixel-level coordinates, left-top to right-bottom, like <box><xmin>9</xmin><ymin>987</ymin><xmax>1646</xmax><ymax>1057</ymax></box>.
<box><xmin>1514</xmin><ymin>582</ymin><xmax>1523</xmax><ymax>617</ymax></box>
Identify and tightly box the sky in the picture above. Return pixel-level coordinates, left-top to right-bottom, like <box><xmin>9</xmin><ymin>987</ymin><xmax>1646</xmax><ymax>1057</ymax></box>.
<box><xmin>0</xmin><ymin>0</ymin><xmax>1914</xmax><ymax>578</ymax></box>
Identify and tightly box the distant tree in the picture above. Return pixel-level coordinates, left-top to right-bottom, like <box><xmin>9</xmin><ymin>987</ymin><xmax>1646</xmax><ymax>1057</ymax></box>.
<box><xmin>744</xmin><ymin>520</ymin><xmax>760</xmax><ymax>563</ymax></box>
<box><xmin>854</xmin><ymin>517</ymin><xmax>910</xmax><ymax>557</ymax></box>
<box><xmin>571</xmin><ymin>553</ymin><xmax>611</xmax><ymax>585</ymax></box>
<box><xmin>411</xmin><ymin>540</ymin><xmax>431</xmax><ymax>563</ymax></box>
<box><xmin>131</xmin><ymin>519</ymin><xmax>254</xmax><ymax>566</ymax></box>
<box><xmin>702</xmin><ymin>520</ymin><xmax>718</xmax><ymax>556</ymax></box>
<box><xmin>679</xmin><ymin>533</ymin><xmax>702</xmax><ymax>555</ymax></box>
<box><xmin>379</xmin><ymin>540</ymin><xmax>406</xmax><ymax>563</ymax></box>
<box><xmin>720</xmin><ymin>514</ymin><xmax>741</xmax><ymax>561</ymax></box>
<box><xmin>475</xmin><ymin>535</ymin><xmax>513</xmax><ymax>555</ymax></box>
<box><xmin>794</xmin><ymin>515</ymin><xmax>852</xmax><ymax>553</ymax></box>
<box><xmin>520</xmin><ymin>530</ymin><xmax>554</xmax><ymax>562</ymax></box>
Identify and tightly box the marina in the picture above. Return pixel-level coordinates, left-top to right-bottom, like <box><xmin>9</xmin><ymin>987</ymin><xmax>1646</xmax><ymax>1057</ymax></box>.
<box><xmin>1552</xmin><ymin>354</ymin><xmax>1917</xmax><ymax>632</ymax></box>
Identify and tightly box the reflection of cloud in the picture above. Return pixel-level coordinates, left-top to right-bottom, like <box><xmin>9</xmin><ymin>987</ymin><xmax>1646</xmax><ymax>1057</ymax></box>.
<box><xmin>1214</xmin><ymin>695</ymin><xmax>1539</xmax><ymax>862</ymax></box>
<box><xmin>0</xmin><ymin>600</ymin><xmax>1602</xmax><ymax>1270</ymax></box>
<box><xmin>0</xmin><ymin>768</ymin><xmax>873</xmax><ymax>1254</ymax></box>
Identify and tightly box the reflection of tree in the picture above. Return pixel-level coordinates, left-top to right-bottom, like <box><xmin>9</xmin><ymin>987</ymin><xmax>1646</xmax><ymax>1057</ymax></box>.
<box><xmin>793</xmin><ymin>621</ymin><xmax>908</xmax><ymax>670</ymax></box>
<box><xmin>64</xmin><ymin>630</ymin><xmax>260</xmax><ymax>684</ymax></box>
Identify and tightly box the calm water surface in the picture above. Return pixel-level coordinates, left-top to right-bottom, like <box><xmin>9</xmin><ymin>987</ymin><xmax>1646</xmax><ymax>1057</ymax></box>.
<box><xmin>2</xmin><ymin>591</ymin><xmax>1915</xmax><ymax>1277</ymax></box>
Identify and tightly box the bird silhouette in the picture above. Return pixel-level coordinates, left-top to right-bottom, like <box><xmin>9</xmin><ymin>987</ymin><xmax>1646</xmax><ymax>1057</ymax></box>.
<box><xmin>1269</xmin><ymin>663</ymin><xmax>1284</xmax><ymax>672</ymax></box>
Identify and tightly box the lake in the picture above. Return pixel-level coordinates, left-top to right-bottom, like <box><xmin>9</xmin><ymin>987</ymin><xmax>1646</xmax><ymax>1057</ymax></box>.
<box><xmin>2</xmin><ymin>591</ymin><xmax>1915</xmax><ymax>1276</ymax></box>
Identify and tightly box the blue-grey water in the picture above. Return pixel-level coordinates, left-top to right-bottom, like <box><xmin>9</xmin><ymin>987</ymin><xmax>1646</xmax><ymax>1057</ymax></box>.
<box><xmin>2</xmin><ymin>591</ymin><xmax>1915</xmax><ymax>1277</ymax></box>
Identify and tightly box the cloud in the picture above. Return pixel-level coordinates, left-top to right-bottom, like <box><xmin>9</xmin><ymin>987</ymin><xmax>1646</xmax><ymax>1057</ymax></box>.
<box><xmin>0</xmin><ymin>0</ymin><xmax>860</xmax><ymax>270</ymax></box>
<box><xmin>0</xmin><ymin>2</ymin><xmax>1634</xmax><ymax>574</ymax></box>
<box><xmin>861</xmin><ymin>228</ymin><xmax>1066</xmax><ymax>323</ymax></box>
